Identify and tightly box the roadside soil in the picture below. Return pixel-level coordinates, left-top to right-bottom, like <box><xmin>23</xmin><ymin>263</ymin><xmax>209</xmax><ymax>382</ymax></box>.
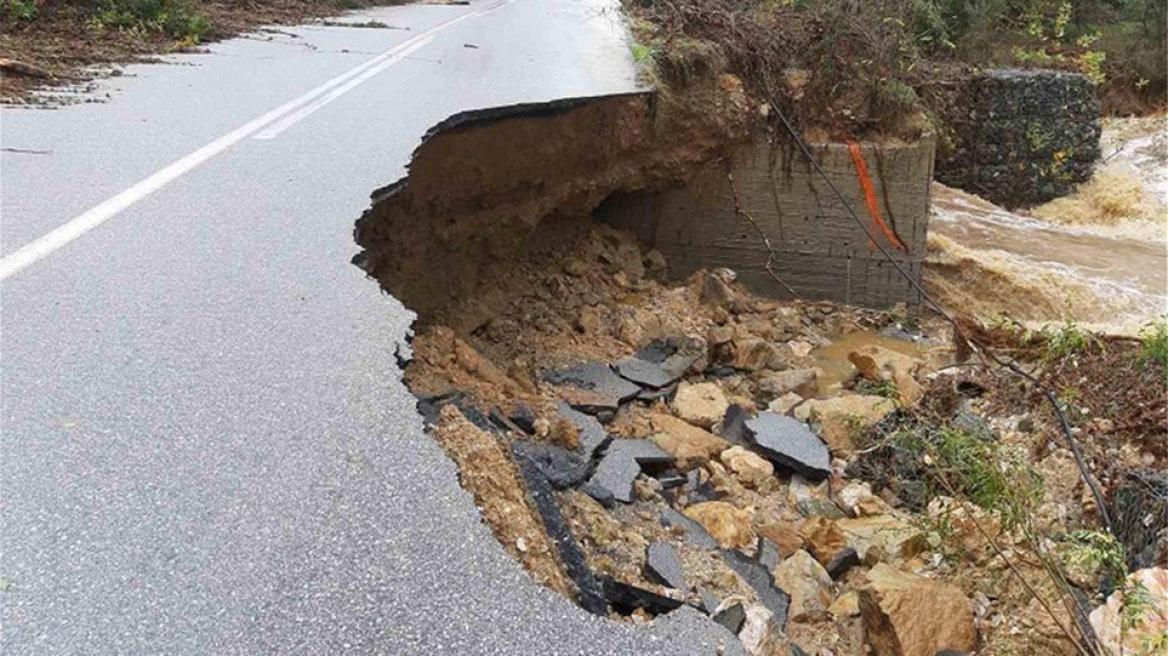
<box><xmin>0</xmin><ymin>0</ymin><xmax>407</xmax><ymax>103</ymax></box>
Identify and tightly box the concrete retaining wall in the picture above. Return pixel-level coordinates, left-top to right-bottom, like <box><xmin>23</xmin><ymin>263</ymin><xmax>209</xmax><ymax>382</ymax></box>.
<box><xmin>924</xmin><ymin>69</ymin><xmax>1101</xmax><ymax>208</ymax></box>
<box><xmin>597</xmin><ymin>136</ymin><xmax>935</xmax><ymax>310</ymax></box>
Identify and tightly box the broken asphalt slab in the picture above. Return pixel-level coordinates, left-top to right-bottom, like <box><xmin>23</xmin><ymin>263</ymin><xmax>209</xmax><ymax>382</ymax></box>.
<box><xmin>645</xmin><ymin>541</ymin><xmax>687</xmax><ymax>590</ymax></box>
<box><xmin>651</xmin><ymin>606</ymin><xmax>749</xmax><ymax>656</ymax></box>
<box><xmin>615</xmin><ymin>358</ymin><xmax>678</xmax><ymax>389</ymax></box>
<box><xmin>512</xmin><ymin>441</ymin><xmax>589</xmax><ymax>490</ymax></box>
<box><xmin>744</xmin><ymin>412</ymin><xmax>831</xmax><ymax>479</ymax></box>
<box><xmin>556</xmin><ymin>401</ymin><xmax>611</xmax><ymax>459</ymax></box>
<box><xmin>636</xmin><ymin>337</ymin><xmax>705</xmax><ymax>380</ymax></box>
<box><xmin>659</xmin><ymin>507</ymin><xmax>719</xmax><ymax>550</ymax></box>
<box><xmin>713</xmin><ymin>601</ymin><xmax>746</xmax><ymax>634</ymax></box>
<box><xmin>720</xmin><ymin>549</ymin><xmax>791</xmax><ymax>631</ymax></box>
<box><xmin>586</xmin><ymin>438</ymin><xmax>673</xmax><ymax>504</ymax></box>
<box><xmin>600</xmin><ymin>577</ymin><xmax>685</xmax><ymax>616</ymax></box>
<box><xmin>542</xmin><ymin>362</ymin><xmax>642</xmax><ymax>415</ymax></box>
<box><xmin>513</xmin><ymin>450</ymin><xmax>607</xmax><ymax>616</ymax></box>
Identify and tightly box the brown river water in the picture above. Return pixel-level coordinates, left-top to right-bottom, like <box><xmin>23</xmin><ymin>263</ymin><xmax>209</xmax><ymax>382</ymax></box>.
<box><xmin>926</xmin><ymin>117</ymin><xmax>1168</xmax><ymax>334</ymax></box>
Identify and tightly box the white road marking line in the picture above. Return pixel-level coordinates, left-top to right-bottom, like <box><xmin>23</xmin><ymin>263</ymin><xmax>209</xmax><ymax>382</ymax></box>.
<box><xmin>252</xmin><ymin>36</ymin><xmax>433</xmax><ymax>140</ymax></box>
<box><xmin>0</xmin><ymin>0</ymin><xmax>511</xmax><ymax>281</ymax></box>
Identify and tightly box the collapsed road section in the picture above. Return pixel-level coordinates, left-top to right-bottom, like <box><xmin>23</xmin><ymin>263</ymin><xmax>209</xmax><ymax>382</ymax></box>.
<box><xmin>352</xmin><ymin>79</ymin><xmax>1166</xmax><ymax>656</ymax></box>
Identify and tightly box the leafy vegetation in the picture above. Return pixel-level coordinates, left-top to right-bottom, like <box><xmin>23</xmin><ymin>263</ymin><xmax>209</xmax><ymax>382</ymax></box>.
<box><xmin>1</xmin><ymin>0</ymin><xmax>36</xmax><ymax>21</ymax></box>
<box><xmin>855</xmin><ymin>378</ymin><xmax>901</xmax><ymax>400</ymax></box>
<box><xmin>87</xmin><ymin>0</ymin><xmax>212</xmax><ymax>41</ymax></box>
<box><xmin>627</xmin><ymin>0</ymin><xmax>1166</xmax><ymax>126</ymax></box>
<box><xmin>1139</xmin><ymin>317</ymin><xmax>1168</xmax><ymax>369</ymax></box>
<box><xmin>1040</xmin><ymin>320</ymin><xmax>1095</xmax><ymax>361</ymax></box>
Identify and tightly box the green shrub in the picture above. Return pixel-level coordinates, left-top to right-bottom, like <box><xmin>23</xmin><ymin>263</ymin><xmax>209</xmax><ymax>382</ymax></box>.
<box><xmin>1039</xmin><ymin>320</ymin><xmax>1093</xmax><ymax>361</ymax></box>
<box><xmin>1139</xmin><ymin>317</ymin><xmax>1168</xmax><ymax>369</ymax></box>
<box><xmin>1</xmin><ymin>0</ymin><xmax>37</xmax><ymax>21</ymax></box>
<box><xmin>89</xmin><ymin>0</ymin><xmax>211</xmax><ymax>41</ymax></box>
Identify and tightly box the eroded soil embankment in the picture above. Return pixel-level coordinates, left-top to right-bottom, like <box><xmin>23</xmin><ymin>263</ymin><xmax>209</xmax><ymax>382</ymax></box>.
<box><xmin>354</xmin><ymin>88</ymin><xmax>1167</xmax><ymax>656</ymax></box>
<box><xmin>353</xmin><ymin>77</ymin><xmax>754</xmax><ymax>333</ymax></box>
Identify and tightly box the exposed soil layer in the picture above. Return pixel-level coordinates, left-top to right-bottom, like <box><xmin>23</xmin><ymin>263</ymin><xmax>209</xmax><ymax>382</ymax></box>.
<box><xmin>0</xmin><ymin>0</ymin><xmax>406</xmax><ymax>103</ymax></box>
<box><xmin>354</xmin><ymin>77</ymin><xmax>756</xmax><ymax>332</ymax></box>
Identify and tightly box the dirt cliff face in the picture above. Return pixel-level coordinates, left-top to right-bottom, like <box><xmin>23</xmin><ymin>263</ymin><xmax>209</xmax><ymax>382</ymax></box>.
<box><xmin>353</xmin><ymin>77</ymin><xmax>755</xmax><ymax>331</ymax></box>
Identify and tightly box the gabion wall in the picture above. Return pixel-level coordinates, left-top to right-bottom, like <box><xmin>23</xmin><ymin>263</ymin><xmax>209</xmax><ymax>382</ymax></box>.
<box><xmin>926</xmin><ymin>69</ymin><xmax>1101</xmax><ymax>208</ymax></box>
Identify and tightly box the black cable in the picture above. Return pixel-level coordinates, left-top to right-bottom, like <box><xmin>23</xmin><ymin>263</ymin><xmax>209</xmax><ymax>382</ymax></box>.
<box><xmin>767</xmin><ymin>101</ymin><xmax>1114</xmax><ymax>535</ymax></box>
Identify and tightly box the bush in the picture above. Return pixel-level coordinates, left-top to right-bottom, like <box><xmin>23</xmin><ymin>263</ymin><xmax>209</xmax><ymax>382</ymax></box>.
<box><xmin>1139</xmin><ymin>318</ymin><xmax>1168</xmax><ymax>369</ymax></box>
<box><xmin>88</xmin><ymin>0</ymin><xmax>211</xmax><ymax>40</ymax></box>
<box><xmin>1</xmin><ymin>0</ymin><xmax>37</xmax><ymax>21</ymax></box>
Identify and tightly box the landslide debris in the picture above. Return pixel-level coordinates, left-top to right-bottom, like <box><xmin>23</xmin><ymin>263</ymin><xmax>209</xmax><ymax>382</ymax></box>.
<box><xmin>380</xmin><ymin>216</ymin><xmax>1167</xmax><ymax>654</ymax></box>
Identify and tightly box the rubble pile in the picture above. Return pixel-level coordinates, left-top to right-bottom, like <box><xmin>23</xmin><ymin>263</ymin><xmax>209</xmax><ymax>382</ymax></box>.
<box><xmin>400</xmin><ymin>223</ymin><xmax>1166</xmax><ymax>655</ymax></box>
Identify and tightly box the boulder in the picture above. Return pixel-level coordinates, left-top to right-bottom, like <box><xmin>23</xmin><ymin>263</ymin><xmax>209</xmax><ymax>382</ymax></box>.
<box><xmin>731</xmin><ymin>339</ymin><xmax>790</xmax><ymax>371</ymax></box>
<box><xmin>646</xmin><ymin>541</ymin><xmax>688</xmax><ymax>590</ymax></box>
<box><xmin>720</xmin><ymin>404</ymin><xmax>751</xmax><ymax>446</ymax></box>
<box><xmin>825</xmin><ymin>547</ymin><xmax>861</xmax><ymax>579</ymax></box>
<box><xmin>643</xmin><ymin>249</ymin><xmax>668</xmax><ymax>278</ymax></box>
<box><xmin>744</xmin><ymin>412</ymin><xmax>831</xmax><ymax>479</ymax></box>
<box><xmin>700</xmin><ymin>269</ymin><xmax>737</xmax><ymax>308</ymax></box>
<box><xmin>836</xmin><ymin>481</ymin><xmax>888</xmax><ymax>518</ymax></box>
<box><xmin>797</xmin><ymin>498</ymin><xmax>847</xmax><ymax>520</ymax></box>
<box><xmin>648</xmin><ymin>412</ymin><xmax>730</xmax><ymax>468</ymax></box>
<box><xmin>757</xmin><ymin>368</ymin><xmax>819</xmax><ymax>398</ymax></box>
<box><xmin>672</xmin><ymin>382</ymin><xmax>730</xmax><ymax>429</ymax></box>
<box><xmin>720</xmin><ymin>446</ymin><xmax>775</xmax><ymax>489</ymax></box>
<box><xmin>684</xmin><ymin>468</ymin><xmax>719</xmax><ymax>505</ymax></box>
<box><xmin>767</xmin><ymin>392</ymin><xmax>805</xmax><ymax>416</ymax></box>
<box><xmin>848</xmin><ymin>345</ymin><xmax>919</xmax><ymax>383</ymax></box>
<box><xmin>848</xmin><ymin>345</ymin><xmax>924</xmax><ymax>407</ymax></box>
<box><xmin>684</xmin><ymin>502</ymin><xmax>757</xmax><ymax>550</ymax></box>
<box><xmin>830</xmin><ymin>591</ymin><xmax>861</xmax><ymax>618</ymax></box>
<box><xmin>756</xmin><ymin>522</ymin><xmax>804</xmax><ymax>559</ymax></box>
<box><xmin>837</xmin><ymin>516</ymin><xmax>928</xmax><ymax>565</ymax></box>
<box><xmin>1089</xmin><ymin>568</ymin><xmax>1168</xmax><ymax>656</ymax></box>
<box><xmin>800</xmin><ymin>395</ymin><xmax>896</xmax><ymax>454</ymax></box>
<box><xmin>799</xmin><ymin>516</ymin><xmax>849</xmax><ymax>566</ymax></box>
<box><xmin>738</xmin><ymin>604</ymin><xmax>779</xmax><ymax>656</ymax></box>
<box><xmin>860</xmin><ymin>564</ymin><xmax>977</xmax><ymax>656</ymax></box>
<box><xmin>772</xmin><ymin>549</ymin><xmax>833</xmax><ymax>623</ymax></box>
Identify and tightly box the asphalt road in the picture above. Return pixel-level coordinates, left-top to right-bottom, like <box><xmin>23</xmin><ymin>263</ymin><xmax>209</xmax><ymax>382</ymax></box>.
<box><xmin>0</xmin><ymin>2</ymin><xmax>739</xmax><ymax>653</ymax></box>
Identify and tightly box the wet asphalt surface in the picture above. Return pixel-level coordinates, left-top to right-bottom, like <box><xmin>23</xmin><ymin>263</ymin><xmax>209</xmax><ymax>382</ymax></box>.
<box><xmin>0</xmin><ymin>1</ymin><xmax>739</xmax><ymax>653</ymax></box>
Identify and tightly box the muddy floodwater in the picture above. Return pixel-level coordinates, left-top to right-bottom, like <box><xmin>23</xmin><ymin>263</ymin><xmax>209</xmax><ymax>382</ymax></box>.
<box><xmin>927</xmin><ymin>117</ymin><xmax>1168</xmax><ymax>332</ymax></box>
<box><xmin>810</xmin><ymin>331</ymin><xmax>933</xmax><ymax>395</ymax></box>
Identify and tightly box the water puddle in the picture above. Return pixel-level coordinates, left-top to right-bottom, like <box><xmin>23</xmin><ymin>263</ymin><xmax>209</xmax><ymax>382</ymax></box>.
<box><xmin>809</xmin><ymin>330</ymin><xmax>931</xmax><ymax>394</ymax></box>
